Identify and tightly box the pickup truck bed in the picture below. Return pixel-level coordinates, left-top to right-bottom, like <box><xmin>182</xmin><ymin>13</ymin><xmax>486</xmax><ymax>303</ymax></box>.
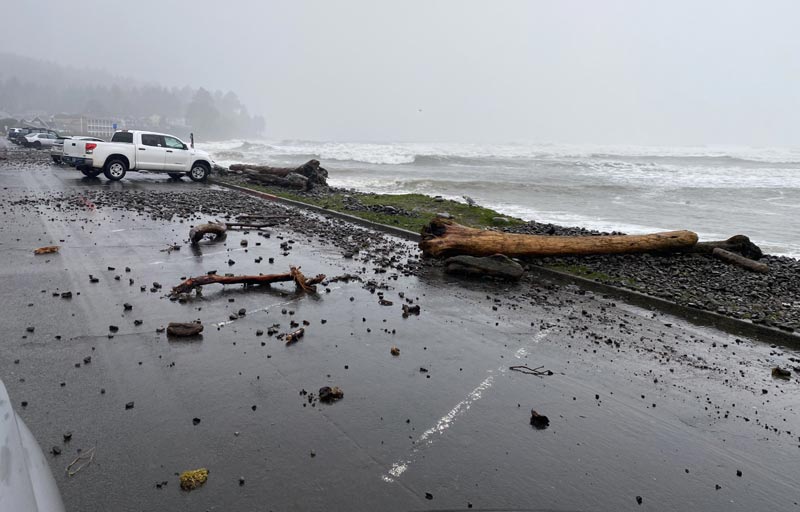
<box><xmin>62</xmin><ymin>130</ymin><xmax>214</xmax><ymax>182</ymax></box>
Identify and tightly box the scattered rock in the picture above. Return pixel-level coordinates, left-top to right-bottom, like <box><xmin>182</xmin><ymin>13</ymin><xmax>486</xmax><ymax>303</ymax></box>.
<box><xmin>530</xmin><ymin>410</ymin><xmax>549</xmax><ymax>429</ymax></box>
<box><xmin>318</xmin><ymin>386</ymin><xmax>344</xmax><ymax>403</ymax></box>
<box><xmin>167</xmin><ymin>321</ymin><xmax>204</xmax><ymax>337</ymax></box>
<box><xmin>772</xmin><ymin>367</ymin><xmax>792</xmax><ymax>380</ymax></box>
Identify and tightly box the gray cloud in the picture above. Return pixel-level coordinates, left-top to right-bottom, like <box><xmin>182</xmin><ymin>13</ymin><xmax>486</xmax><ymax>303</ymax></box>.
<box><xmin>4</xmin><ymin>0</ymin><xmax>799</xmax><ymax>144</ymax></box>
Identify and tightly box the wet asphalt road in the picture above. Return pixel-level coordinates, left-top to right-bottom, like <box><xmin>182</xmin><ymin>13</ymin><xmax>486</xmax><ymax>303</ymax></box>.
<box><xmin>1</xmin><ymin>163</ymin><xmax>799</xmax><ymax>511</ymax></box>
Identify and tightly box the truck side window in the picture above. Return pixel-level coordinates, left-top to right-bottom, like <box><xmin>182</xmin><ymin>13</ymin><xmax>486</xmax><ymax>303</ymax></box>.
<box><xmin>163</xmin><ymin>136</ymin><xmax>185</xmax><ymax>149</ymax></box>
<box><xmin>141</xmin><ymin>134</ymin><xmax>165</xmax><ymax>147</ymax></box>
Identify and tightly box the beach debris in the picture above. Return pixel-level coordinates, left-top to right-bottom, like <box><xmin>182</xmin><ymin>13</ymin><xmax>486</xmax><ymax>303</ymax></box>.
<box><xmin>189</xmin><ymin>222</ymin><xmax>227</xmax><ymax>244</ymax></box>
<box><xmin>167</xmin><ymin>321</ymin><xmax>204</xmax><ymax>337</ymax></box>
<box><xmin>690</xmin><ymin>235</ymin><xmax>763</xmax><ymax>259</ymax></box>
<box><xmin>179</xmin><ymin>468</ymin><xmax>209</xmax><ymax>491</ymax></box>
<box><xmin>318</xmin><ymin>386</ymin><xmax>343</xmax><ymax>403</ymax></box>
<box><xmin>771</xmin><ymin>366</ymin><xmax>792</xmax><ymax>380</ymax></box>
<box><xmin>284</xmin><ymin>328</ymin><xmax>305</xmax><ymax>345</ymax></box>
<box><xmin>66</xmin><ymin>446</ymin><xmax>96</xmax><ymax>477</ymax></box>
<box><xmin>420</xmin><ymin>218</ymin><xmax>698</xmax><ymax>258</ymax></box>
<box><xmin>229</xmin><ymin>159</ymin><xmax>328</xmax><ymax>190</ymax></box>
<box><xmin>34</xmin><ymin>245</ymin><xmax>60</xmax><ymax>255</ymax></box>
<box><xmin>530</xmin><ymin>410</ymin><xmax>550</xmax><ymax>429</ymax></box>
<box><xmin>160</xmin><ymin>243</ymin><xmax>182</xmax><ymax>253</ymax></box>
<box><xmin>712</xmin><ymin>247</ymin><xmax>768</xmax><ymax>273</ymax></box>
<box><xmin>189</xmin><ymin>217</ymin><xmax>283</xmax><ymax>246</ymax></box>
<box><xmin>444</xmin><ymin>254</ymin><xmax>524</xmax><ymax>280</ymax></box>
<box><xmin>171</xmin><ymin>266</ymin><xmax>325</xmax><ymax>296</ymax></box>
<box><xmin>390</xmin><ymin>346</ymin><xmax>400</xmax><ymax>356</ymax></box>
<box><xmin>402</xmin><ymin>304</ymin><xmax>420</xmax><ymax>317</ymax></box>
<box><xmin>509</xmin><ymin>365</ymin><xmax>553</xmax><ymax>377</ymax></box>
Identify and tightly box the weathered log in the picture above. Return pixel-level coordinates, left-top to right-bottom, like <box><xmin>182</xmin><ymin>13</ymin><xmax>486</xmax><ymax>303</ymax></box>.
<box><xmin>167</xmin><ymin>322</ymin><xmax>204</xmax><ymax>337</ymax></box>
<box><xmin>690</xmin><ymin>235</ymin><xmax>763</xmax><ymax>260</ymax></box>
<box><xmin>444</xmin><ymin>254</ymin><xmax>524</xmax><ymax>280</ymax></box>
<box><xmin>712</xmin><ymin>248</ymin><xmax>769</xmax><ymax>273</ymax></box>
<box><xmin>171</xmin><ymin>266</ymin><xmax>325</xmax><ymax>296</ymax></box>
<box><xmin>229</xmin><ymin>159</ymin><xmax>328</xmax><ymax>190</ymax></box>
<box><xmin>420</xmin><ymin>219</ymin><xmax>699</xmax><ymax>258</ymax></box>
<box><xmin>189</xmin><ymin>222</ymin><xmax>227</xmax><ymax>244</ymax></box>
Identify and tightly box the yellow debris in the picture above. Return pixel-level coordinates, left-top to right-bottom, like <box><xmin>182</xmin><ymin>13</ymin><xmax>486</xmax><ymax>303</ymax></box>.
<box><xmin>179</xmin><ymin>468</ymin><xmax>209</xmax><ymax>491</ymax></box>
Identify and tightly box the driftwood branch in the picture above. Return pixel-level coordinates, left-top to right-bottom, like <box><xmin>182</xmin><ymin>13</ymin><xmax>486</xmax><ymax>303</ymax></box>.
<box><xmin>712</xmin><ymin>248</ymin><xmax>768</xmax><ymax>273</ymax></box>
<box><xmin>171</xmin><ymin>266</ymin><xmax>325</xmax><ymax>296</ymax></box>
<box><xmin>420</xmin><ymin>219</ymin><xmax>698</xmax><ymax>258</ymax></box>
<box><xmin>189</xmin><ymin>223</ymin><xmax>227</xmax><ymax>244</ymax></box>
<box><xmin>689</xmin><ymin>235</ymin><xmax>763</xmax><ymax>260</ymax></box>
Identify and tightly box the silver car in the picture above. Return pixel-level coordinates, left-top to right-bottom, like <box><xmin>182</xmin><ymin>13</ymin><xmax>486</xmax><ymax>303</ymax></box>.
<box><xmin>24</xmin><ymin>132</ymin><xmax>59</xmax><ymax>149</ymax></box>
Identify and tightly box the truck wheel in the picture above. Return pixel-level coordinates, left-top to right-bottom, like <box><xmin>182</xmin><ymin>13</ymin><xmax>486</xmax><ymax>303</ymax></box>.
<box><xmin>81</xmin><ymin>167</ymin><xmax>103</xmax><ymax>178</ymax></box>
<box><xmin>189</xmin><ymin>163</ymin><xmax>210</xmax><ymax>182</ymax></box>
<box><xmin>103</xmin><ymin>159</ymin><xmax>128</xmax><ymax>181</ymax></box>
<box><xmin>168</xmin><ymin>173</ymin><xmax>184</xmax><ymax>180</ymax></box>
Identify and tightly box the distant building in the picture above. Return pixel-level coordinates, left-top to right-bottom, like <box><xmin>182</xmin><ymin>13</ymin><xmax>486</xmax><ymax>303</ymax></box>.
<box><xmin>51</xmin><ymin>114</ymin><xmax>123</xmax><ymax>138</ymax></box>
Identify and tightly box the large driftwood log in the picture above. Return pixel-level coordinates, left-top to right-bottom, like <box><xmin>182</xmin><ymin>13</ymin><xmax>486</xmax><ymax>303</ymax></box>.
<box><xmin>229</xmin><ymin>159</ymin><xmax>328</xmax><ymax>190</ymax></box>
<box><xmin>420</xmin><ymin>219</ymin><xmax>699</xmax><ymax>258</ymax></box>
<box><xmin>171</xmin><ymin>267</ymin><xmax>325</xmax><ymax>296</ymax></box>
<box><xmin>689</xmin><ymin>235</ymin><xmax>763</xmax><ymax>260</ymax></box>
<box><xmin>712</xmin><ymin>248</ymin><xmax>769</xmax><ymax>273</ymax></box>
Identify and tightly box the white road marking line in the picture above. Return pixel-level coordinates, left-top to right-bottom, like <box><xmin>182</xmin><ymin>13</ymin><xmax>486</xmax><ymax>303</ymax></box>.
<box><xmin>382</xmin><ymin>373</ymin><xmax>496</xmax><ymax>482</ymax></box>
<box><xmin>381</xmin><ymin>328</ymin><xmax>552</xmax><ymax>483</ymax></box>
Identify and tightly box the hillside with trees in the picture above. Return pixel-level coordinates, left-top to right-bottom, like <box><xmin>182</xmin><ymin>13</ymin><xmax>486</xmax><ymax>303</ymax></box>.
<box><xmin>0</xmin><ymin>53</ymin><xmax>264</xmax><ymax>140</ymax></box>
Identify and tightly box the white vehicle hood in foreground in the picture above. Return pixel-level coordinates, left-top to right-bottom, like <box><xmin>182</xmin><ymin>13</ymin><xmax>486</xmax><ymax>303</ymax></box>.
<box><xmin>0</xmin><ymin>380</ymin><xmax>66</xmax><ymax>512</ymax></box>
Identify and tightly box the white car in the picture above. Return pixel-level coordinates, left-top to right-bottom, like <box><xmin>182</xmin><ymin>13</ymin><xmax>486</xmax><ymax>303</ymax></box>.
<box><xmin>51</xmin><ymin>136</ymin><xmax>104</xmax><ymax>164</ymax></box>
<box><xmin>63</xmin><ymin>130</ymin><xmax>214</xmax><ymax>181</ymax></box>
<box><xmin>24</xmin><ymin>132</ymin><xmax>59</xmax><ymax>149</ymax></box>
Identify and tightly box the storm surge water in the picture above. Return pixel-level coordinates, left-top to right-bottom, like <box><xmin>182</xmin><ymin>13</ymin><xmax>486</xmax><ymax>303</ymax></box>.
<box><xmin>205</xmin><ymin>140</ymin><xmax>800</xmax><ymax>258</ymax></box>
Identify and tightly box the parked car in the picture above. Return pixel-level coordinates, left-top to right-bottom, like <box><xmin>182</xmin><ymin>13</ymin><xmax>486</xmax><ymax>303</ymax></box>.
<box><xmin>51</xmin><ymin>136</ymin><xmax>104</xmax><ymax>164</ymax></box>
<box><xmin>0</xmin><ymin>379</ymin><xmax>66</xmax><ymax>511</ymax></box>
<box><xmin>63</xmin><ymin>130</ymin><xmax>214</xmax><ymax>181</ymax></box>
<box><xmin>7</xmin><ymin>127</ymin><xmax>29</xmax><ymax>144</ymax></box>
<box><xmin>24</xmin><ymin>132</ymin><xmax>59</xmax><ymax>149</ymax></box>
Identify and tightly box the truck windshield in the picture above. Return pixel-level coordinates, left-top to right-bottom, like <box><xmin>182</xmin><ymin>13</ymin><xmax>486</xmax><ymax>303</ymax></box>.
<box><xmin>111</xmin><ymin>132</ymin><xmax>133</xmax><ymax>143</ymax></box>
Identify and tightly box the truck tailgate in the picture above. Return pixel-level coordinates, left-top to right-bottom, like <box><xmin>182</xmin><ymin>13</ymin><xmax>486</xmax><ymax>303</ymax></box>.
<box><xmin>62</xmin><ymin>139</ymin><xmax>88</xmax><ymax>159</ymax></box>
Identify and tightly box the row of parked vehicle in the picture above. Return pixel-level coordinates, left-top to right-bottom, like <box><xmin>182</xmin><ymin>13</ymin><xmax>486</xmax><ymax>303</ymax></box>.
<box><xmin>7</xmin><ymin>127</ymin><xmax>215</xmax><ymax>182</ymax></box>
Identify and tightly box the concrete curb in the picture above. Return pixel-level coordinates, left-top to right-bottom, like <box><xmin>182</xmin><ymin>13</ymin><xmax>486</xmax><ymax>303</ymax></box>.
<box><xmin>215</xmin><ymin>179</ymin><xmax>800</xmax><ymax>348</ymax></box>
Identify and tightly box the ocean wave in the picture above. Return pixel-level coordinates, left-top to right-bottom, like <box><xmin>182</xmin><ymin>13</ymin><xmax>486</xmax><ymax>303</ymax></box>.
<box><xmin>207</xmin><ymin>139</ymin><xmax>800</xmax><ymax>167</ymax></box>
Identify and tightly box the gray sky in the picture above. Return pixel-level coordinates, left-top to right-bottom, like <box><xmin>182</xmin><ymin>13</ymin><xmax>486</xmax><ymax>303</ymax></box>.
<box><xmin>4</xmin><ymin>0</ymin><xmax>800</xmax><ymax>145</ymax></box>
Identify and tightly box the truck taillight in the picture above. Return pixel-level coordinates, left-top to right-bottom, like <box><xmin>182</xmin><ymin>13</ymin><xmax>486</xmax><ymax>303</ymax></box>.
<box><xmin>85</xmin><ymin>143</ymin><xmax>97</xmax><ymax>154</ymax></box>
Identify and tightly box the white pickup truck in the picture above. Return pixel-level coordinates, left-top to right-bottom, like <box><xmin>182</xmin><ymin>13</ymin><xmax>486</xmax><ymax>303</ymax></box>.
<box><xmin>62</xmin><ymin>130</ymin><xmax>215</xmax><ymax>181</ymax></box>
